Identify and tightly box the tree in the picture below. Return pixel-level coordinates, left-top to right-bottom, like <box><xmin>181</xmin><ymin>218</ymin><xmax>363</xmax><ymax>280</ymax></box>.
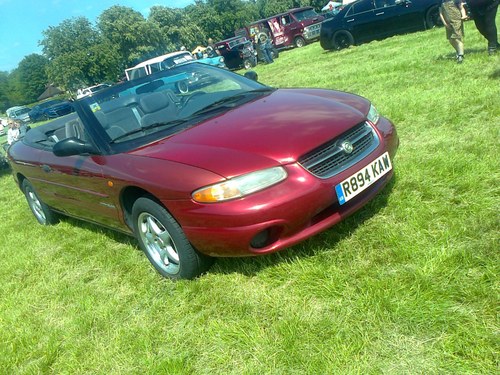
<box><xmin>149</xmin><ymin>6</ymin><xmax>207</xmax><ymax>51</ymax></box>
<box><xmin>98</xmin><ymin>6</ymin><xmax>165</xmax><ymax>67</ymax></box>
<box><xmin>40</xmin><ymin>17</ymin><xmax>122</xmax><ymax>90</ymax></box>
<box><xmin>185</xmin><ymin>0</ymin><xmax>259</xmax><ymax>41</ymax></box>
<box><xmin>16</xmin><ymin>54</ymin><xmax>49</xmax><ymax>102</ymax></box>
<box><xmin>47</xmin><ymin>42</ymin><xmax>122</xmax><ymax>91</ymax></box>
<box><xmin>40</xmin><ymin>17</ymin><xmax>100</xmax><ymax>60</ymax></box>
<box><xmin>0</xmin><ymin>71</ymin><xmax>10</xmax><ymax>112</ymax></box>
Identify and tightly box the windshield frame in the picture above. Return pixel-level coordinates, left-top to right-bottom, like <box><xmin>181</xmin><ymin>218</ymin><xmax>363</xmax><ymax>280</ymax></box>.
<box><xmin>77</xmin><ymin>63</ymin><xmax>272</xmax><ymax>154</ymax></box>
<box><xmin>293</xmin><ymin>9</ymin><xmax>319</xmax><ymax>22</ymax></box>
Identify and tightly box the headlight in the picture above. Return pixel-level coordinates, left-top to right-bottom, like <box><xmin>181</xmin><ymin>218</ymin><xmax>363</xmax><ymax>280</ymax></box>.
<box><xmin>367</xmin><ymin>104</ymin><xmax>380</xmax><ymax>125</ymax></box>
<box><xmin>192</xmin><ymin>166</ymin><xmax>287</xmax><ymax>203</ymax></box>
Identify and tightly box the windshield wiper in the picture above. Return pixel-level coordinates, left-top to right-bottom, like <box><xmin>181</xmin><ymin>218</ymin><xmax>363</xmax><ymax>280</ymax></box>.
<box><xmin>110</xmin><ymin>119</ymin><xmax>187</xmax><ymax>143</ymax></box>
<box><xmin>189</xmin><ymin>88</ymin><xmax>275</xmax><ymax>117</ymax></box>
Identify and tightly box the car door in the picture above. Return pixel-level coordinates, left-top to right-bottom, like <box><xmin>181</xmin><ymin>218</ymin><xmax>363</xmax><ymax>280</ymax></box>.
<box><xmin>342</xmin><ymin>0</ymin><xmax>378</xmax><ymax>42</ymax></box>
<box><xmin>33</xmin><ymin>119</ymin><xmax>123</xmax><ymax>229</ymax></box>
<box><xmin>283</xmin><ymin>13</ymin><xmax>302</xmax><ymax>41</ymax></box>
<box><xmin>374</xmin><ymin>0</ymin><xmax>424</xmax><ymax>35</ymax></box>
<box><xmin>392</xmin><ymin>0</ymin><xmax>426</xmax><ymax>33</ymax></box>
<box><xmin>37</xmin><ymin>152</ymin><xmax>124</xmax><ymax>228</ymax></box>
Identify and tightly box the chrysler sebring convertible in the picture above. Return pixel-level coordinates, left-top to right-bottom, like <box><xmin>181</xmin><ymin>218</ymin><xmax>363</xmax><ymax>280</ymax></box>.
<box><xmin>7</xmin><ymin>63</ymin><xmax>398</xmax><ymax>279</ymax></box>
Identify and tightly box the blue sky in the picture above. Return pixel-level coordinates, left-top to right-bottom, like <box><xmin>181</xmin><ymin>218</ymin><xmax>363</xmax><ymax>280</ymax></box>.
<box><xmin>0</xmin><ymin>0</ymin><xmax>195</xmax><ymax>72</ymax></box>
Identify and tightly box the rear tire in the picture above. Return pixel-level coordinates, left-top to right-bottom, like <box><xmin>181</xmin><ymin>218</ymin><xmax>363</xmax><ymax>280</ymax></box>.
<box><xmin>426</xmin><ymin>5</ymin><xmax>443</xmax><ymax>28</ymax></box>
<box><xmin>132</xmin><ymin>197</ymin><xmax>214</xmax><ymax>280</ymax></box>
<box><xmin>332</xmin><ymin>30</ymin><xmax>354</xmax><ymax>50</ymax></box>
<box><xmin>22</xmin><ymin>179</ymin><xmax>58</xmax><ymax>225</ymax></box>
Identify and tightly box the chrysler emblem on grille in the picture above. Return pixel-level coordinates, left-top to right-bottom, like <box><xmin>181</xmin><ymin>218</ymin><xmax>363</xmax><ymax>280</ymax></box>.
<box><xmin>341</xmin><ymin>141</ymin><xmax>354</xmax><ymax>154</ymax></box>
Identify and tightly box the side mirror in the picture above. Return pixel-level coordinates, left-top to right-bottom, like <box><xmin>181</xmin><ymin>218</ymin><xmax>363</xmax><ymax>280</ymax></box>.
<box><xmin>53</xmin><ymin>137</ymin><xmax>97</xmax><ymax>157</ymax></box>
<box><xmin>244</xmin><ymin>71</ymin><xmax>259</xmax><ymax>81</ymax></box>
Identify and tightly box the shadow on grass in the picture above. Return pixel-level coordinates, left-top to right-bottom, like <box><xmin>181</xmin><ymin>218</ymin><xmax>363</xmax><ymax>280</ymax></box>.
<box><xmin>57</xmin><ymin>215</ymin><xmax>136</xmax><ymax>247</ymax></box>
<box><xmin>490</xmin><ymin>69</ymin><xmax>500</xmax><ymax>79</ymax></box>
<box><xmin>435</xmin><ymin>47</ymin><xmax>491</xmax><ymax>61</ymax></box>
<box><xmin>0</xmin><ymin>166</ymin><xmax>12</xmax><ymax>177</ymax></box>
<box><xmin>211</xmin><ymin>176</ymin><xmax>397</xmax><ymax>277</ymax></box>
<box><xmin>41</xmin><ymin>175</ymin><xmax>396</xmax><ymax>280</ymax></box>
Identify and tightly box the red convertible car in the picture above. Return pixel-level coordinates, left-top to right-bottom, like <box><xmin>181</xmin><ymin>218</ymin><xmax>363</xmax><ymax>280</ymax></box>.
<box><xmin>7</xmin><ymin>63</ymin><xmax>398</xmax><ymax>279</ymax></box>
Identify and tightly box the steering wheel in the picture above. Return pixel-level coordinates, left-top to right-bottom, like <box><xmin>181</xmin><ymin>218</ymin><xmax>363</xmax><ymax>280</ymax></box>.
<box><xmin>181</xmin><ymin>91</ymin><xmax>206</xmax><ymax>107</ymax></box>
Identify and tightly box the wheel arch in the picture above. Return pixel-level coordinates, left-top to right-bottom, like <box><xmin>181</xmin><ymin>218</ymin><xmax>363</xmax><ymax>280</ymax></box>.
<box><xmin>425</xmin><ymin>5</ymin><xmax>442</xmax><ymax>29</ymax></box>
<box><xmin>14</xmin><ymin>172</ymin><xmax>27</xmax><ymax>189</ymax></box>
<box><xmin>294</xmin><ymin>35</ymin><xmax>306</xmax><ymax>48</ymax></box>
<box><xmin>120</xmin><ymin>185</ymin><xmax>163</xmax><ymax>229</ymax></box>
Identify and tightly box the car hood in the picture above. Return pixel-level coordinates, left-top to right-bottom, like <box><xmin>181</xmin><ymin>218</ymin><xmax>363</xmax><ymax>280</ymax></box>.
<box><xmin>130</xmin><ymin>88</ymin><xmax>370</xmax><ymax>178</ymax></box>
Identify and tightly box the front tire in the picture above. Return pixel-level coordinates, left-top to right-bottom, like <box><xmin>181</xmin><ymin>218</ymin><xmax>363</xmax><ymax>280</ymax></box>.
<box><xmin>243</xmin><ymin>57</ymin><xmax>256</xmax><ymax>69</ymax></box>
<box><xmin>294</xmin><ymin>36</ymin><xmax>306</xmax><ymax>48</ymax></box>
<box><xmin>22</xmin><ymin>179</ymin><xmax>58</xmax><ymax>225</ymax></box>
<box><xmin>132</xmin><ymin>197</ymin><xmax>213</xmax><ymax>280</ymax></box>
<box><xmin>332</xmin><ymin>30</ymin><xmax>354</xmax><ymax>50</ymax></box>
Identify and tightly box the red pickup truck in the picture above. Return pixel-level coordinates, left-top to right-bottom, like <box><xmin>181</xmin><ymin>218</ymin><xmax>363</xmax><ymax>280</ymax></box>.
<box><xmin>237</xmin><ymin>7</ymin><xmax>325</xmax><ymax>49</ymax></box>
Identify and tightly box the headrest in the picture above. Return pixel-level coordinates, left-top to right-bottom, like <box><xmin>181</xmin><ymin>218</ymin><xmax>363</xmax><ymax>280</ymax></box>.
<box><xmin>140</xmin><ymin>92</ymin><xmax>169</xmax><ymax>113</ymax></box>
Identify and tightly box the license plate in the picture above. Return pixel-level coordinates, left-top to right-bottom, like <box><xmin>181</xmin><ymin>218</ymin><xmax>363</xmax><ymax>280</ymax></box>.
<box><xmin>335</xmin><ymin>152</ymin><xmax>392</xmax><ymax>205</ymax></box>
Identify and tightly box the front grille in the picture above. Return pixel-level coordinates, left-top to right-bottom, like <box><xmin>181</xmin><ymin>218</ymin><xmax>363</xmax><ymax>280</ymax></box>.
<box><xmin>298</xmin><ymin>122</ymin><xmax>379</xmax><ymax>179</ymax></box>
<box><xmin>304</xmin><ymin>24</ymin><xmax>322</xmax><ymax>39</ymax></box>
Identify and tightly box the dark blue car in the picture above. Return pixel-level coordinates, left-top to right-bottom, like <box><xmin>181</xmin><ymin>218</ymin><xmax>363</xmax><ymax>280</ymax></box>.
<box><xmin>320</xmin><ymin>0</ymin><xmax>442</xmax><ymax>50</ymax></box>
<box><xmin>29</xmin><ymin>99</ymin><xmax>75</xmax><ymax>122</ymax></box>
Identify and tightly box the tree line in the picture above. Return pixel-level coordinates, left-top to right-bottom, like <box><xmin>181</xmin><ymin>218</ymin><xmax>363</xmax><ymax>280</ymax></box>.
<box><xmin>0</xmin><ymin>0</ymin><xmax>327</xmax><ymax>112</ymax></box>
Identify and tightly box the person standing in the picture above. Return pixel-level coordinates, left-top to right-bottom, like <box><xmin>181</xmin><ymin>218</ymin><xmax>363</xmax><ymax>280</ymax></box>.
<box><xmin>467</xmin><ymin>0</ymin><xmax>499</xmax><ymax>54</ymax></box>
<box><xmin>7</xmin><ymin>121</ymin><xmax>20</xmax><ymax>145</ymax></box>
<box><xmin>440</xmin><ymin>0</ymin><xmax>467</xmax><ymax>63</ymax></box>
<box><xmin>206</xmin><ymin>38</ymin><xmax>220</xmax><ymax>57</ymax></box>
<box><xmin>256</xmin><ymin>30</ymin><xmax>274</xmax><ymax>64</ymax></box>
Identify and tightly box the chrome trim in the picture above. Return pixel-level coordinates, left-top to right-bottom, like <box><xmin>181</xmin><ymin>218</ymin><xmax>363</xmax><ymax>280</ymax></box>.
<box><xmin>298</xmin><ymin>121</ymin><xmax>380</xmax><ymax>179</ymax></box>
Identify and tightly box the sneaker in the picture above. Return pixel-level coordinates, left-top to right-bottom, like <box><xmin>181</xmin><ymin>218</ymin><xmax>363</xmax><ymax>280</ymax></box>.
<box><xmin>456</xmin><ymin>54</ymin><xmax>464</xmax><ymax>63</ymax></box>
<box><xmin>488</xmin><ymin>47</ymin><xmax>496</xmax><ymax>55</ymax></box>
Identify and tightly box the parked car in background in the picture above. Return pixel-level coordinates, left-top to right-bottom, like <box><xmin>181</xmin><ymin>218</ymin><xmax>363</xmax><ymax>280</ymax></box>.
<box><xmin>320</xmin><ymin>0</ymin><xmax>442</xmax><ymax>50</ymax></box>
<box><xmin>238</xmin><ymin>7</ymin><xmax>324</xmax><ymax>49</ymax></box>
<box><xmin>214</xmin><ymin>36</ymin><xmax>258</xmax><ymax>70</ymax></box>
<box><xmin>77</xmin><ymin>83</ymin><xmax>111</xmax><ymax>99</ymax></box>
<box><xmin>125</xmin><ymin>51</ymin><xmax>226</xmax><ymax>81</ymax></box>
<box><xmin>6</xmin><ymin>106</ymin><xmax>31</xmax><ymax>123</ymax></box>
<box><xmin>28</xmin><ymin>99</ymin><xmax>74</xmax><ymax>122</ymax></box>
<box><xmin>195</xmin><ymin>52</ymin><xmax>226</xmax><ymax>69</ymax></box>
<box><xmin>7</xmin><ymin>62</ymin><xmax>398</xmax><ymax>280</ymax></box>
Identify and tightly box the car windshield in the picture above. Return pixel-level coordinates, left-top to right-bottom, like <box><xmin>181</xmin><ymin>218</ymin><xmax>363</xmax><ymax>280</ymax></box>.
<box><xmin>227</xmin><ymin>37</ymin><xmax>248</xmax><ymax>49</ymax></box>
<box><xmin>80</xmin><ymin>63</ymin><xmax>273</xmax><ymax>147</ymax></box>
<box><xmin>293</xmin><ymin>9</ymin><xmax>319</xmax><ymax>21</ymax></box>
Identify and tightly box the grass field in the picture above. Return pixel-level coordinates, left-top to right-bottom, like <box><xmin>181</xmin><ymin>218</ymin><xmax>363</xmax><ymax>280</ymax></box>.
<box><xmin>0</xmin><ymin>19</ymin><xmax>499</xmax><ymax>374</ymax></box>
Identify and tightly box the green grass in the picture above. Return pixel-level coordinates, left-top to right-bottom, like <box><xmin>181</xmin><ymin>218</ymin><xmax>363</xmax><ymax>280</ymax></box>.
<box><xmin>1</xmin><ymin>20</ymin><xmax>499</xmax><ymax>374</ymax></box>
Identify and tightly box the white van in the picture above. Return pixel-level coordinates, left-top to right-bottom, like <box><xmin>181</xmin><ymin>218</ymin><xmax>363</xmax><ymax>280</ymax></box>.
<box><xmin>125</xmin><ymin>52</ymin><xmax>195</xmax><ymax>81</ymax></box>
<box><xmin>76</xmin><ymin>83</ymin><xmax>111</xmax><ymax>99</ymax></box>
